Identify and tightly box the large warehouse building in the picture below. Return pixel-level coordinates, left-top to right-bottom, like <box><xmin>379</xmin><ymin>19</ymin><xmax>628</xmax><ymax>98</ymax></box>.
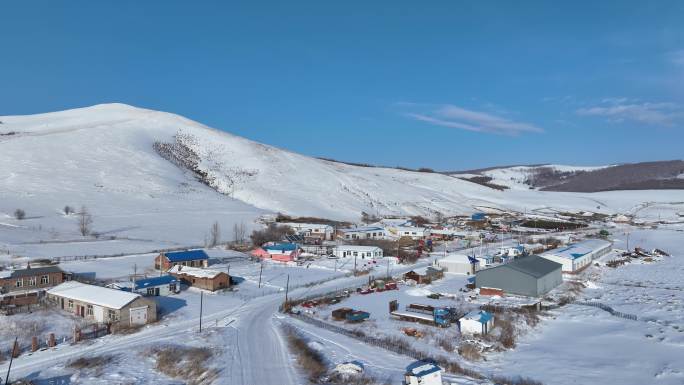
<box><xmin>475</xmin><ymin>256</ymin><xmax>562</xmax><ymax>297</ymax></box>
<box><xmin>539</xmin><ymin>239</ymin><xmax>612</xmax><ymax>273</ymax></box>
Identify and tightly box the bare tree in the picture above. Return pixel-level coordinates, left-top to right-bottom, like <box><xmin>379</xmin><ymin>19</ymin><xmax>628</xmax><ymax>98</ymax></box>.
<box><xmin>77</xmin><ymin>206</ymin><xmax>93</xmax><ymax>236</ymax></box>
<box><xmin>209</xmin><ymin>221</ymin><xmax>221</xmax><ymax>247</ymax></box>
<box><xmin>63</xmin><ymin>205</ymin><xmax>74</xmax><ymax>215</ymax></box>
<box><xmin>14</xmin><ymin>209</ymin><xmax>26</xmax><ymax>220</ymax></box>
<box><xmin>233</xmin><ymin>222</ymin><xmax>246</xmax><ymax>245</ymax></box>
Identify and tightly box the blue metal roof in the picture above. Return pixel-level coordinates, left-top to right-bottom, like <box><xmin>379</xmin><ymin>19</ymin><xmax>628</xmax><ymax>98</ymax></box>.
<box><xmin>264</xmin><ymin>243</ymin><xmax>298</xmax><ymax>251</ymax></box>
<box><xmin>406</xmin><ymin>360</ymin><xmax>441</xmax><ymax>377</ymax></box>
<box><xmin>164</xmin><ymin>249</ymin><xmax>209</xmax><ymax>262</ymax></box>
<box><xmin>134</xmin><ymin>275</ymin><xmax>178</xmax><ymax>290</ymax></box>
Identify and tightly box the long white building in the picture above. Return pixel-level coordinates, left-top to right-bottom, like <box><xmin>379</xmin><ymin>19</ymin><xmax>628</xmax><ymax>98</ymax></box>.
<box><xmin>333</xmin><ymin>245</ymin><xmax>383</xmax><ymax>259</ymax></box>
<box><xmin>539</xmin><ymin>239</ymin><xmax>612</xmax><ymax>273</ymax></box>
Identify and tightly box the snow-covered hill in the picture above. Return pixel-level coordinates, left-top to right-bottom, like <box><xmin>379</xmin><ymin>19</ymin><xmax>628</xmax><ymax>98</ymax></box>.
<box><xmin>1</xmin><ymin>104</ymin><xmax>682</xmax><ymax>258</ymax></box>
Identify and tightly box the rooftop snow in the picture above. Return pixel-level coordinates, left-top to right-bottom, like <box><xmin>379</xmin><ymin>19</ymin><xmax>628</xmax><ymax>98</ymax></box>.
<box><xmin>481</xmin><ymin>255</ymin><xmax>562</xmax><ymax>278</ymax></box>
<box><xmin>406</xmin><ymin>361</ymin><xmax>441</xmax><ymax>377</ymax></box>
<box><xmin>47</xmin><ymin>281</ymin><xmax>140</xmax><ymax>309</ymax></box>
<box><xmin>542</xmin><ymin>239</ymin><xmax>612</xmax><ymax>260</ymax></box>
<box><xmin>335</xmin><ymin>245</ymin><xmax>382</xmax><ymax>252</ymax></box>
<box><xmin>167</xmin><ymin>265</ymin><xmax>225</xmax><ymax>279</ymax></box>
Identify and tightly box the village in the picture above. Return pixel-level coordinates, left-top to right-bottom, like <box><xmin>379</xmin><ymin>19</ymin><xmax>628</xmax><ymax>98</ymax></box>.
<box><xmin>0</xmin><ymin>206</ymin><xmax>677</xmax><ymax>385</ymax></box>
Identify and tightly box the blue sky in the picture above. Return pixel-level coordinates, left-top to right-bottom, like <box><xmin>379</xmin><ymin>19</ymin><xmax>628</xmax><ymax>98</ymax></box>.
<box><xmin>1</xmin><ymin>1</ymin><xmax>682</xmax><ymax>170</ymax></box>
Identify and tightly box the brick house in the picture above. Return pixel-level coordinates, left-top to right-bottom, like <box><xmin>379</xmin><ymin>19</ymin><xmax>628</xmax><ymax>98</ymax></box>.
<box><xmin>47</xmin><ymin>281</ymin><xmax>157</xmax><ymax>327</ymax></box>
<box><xmin>167</xmin><ymin>265</ymin><xmax>230</xmax><ymax>291</ymax></box>
<box><xmin>0</xmin><ymin>265</ymin><xmax>66</xmax><ymax>309</ymax></box>
<box><xmin>155</xmin><ymin>249</ymin><xmax>209</xmax><ymax>271</ymax></box>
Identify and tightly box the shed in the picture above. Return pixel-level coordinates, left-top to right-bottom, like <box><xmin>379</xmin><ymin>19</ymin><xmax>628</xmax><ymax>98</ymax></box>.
<box><xmin>167</xmin><ymin>265</ymin><xmax>230</xmax><ymax>291</ymax></box>
<box><xmin>475</xmin><ymin>256</ymin><xmax>562</xmax><ymax>297</ymax></box>
<box><xmin>405</xmin><ymin>360</ymin><xmax>442</xmax><ymax>385</ymax></box>
<box><xmin>437</xmin><ymin>254</ymin><xmax>479</xmax><ymax>275</ymax></box>
<box><xmin>119</xmin><ymin>275</ymin><xmax>179</xmax><ymax>296</ymax></box>
<box><xmin>459</xmin><ymin>310</ymin><xmax>494</xmax><ymax>335</ymax></box>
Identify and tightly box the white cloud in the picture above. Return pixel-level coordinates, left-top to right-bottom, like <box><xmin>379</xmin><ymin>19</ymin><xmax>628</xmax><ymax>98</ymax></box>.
<box><xmin>403</xmin><ymin>104</ymin><xmax>544</xmax><ymax>135</ymax></box>
<box><xmin>667</xmin><ymin>50</ymin><xmax>684</xmax><ymax>67</ymax></box>
<box><xmin>576</xmin><ymin>100</ymin><xmax>682</xmax><ymax>126</ymax></box>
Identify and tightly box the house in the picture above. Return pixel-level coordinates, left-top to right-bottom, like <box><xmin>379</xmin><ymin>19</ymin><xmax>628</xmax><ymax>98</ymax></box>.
<box><xmin>459</xmin><ymin>310</ymin><xmax>494</xmax><ymax>335</ymax></box>
<box><xmin>47</xmin><ymin>281</ymin><xmax>156</xmax><ymax>327</ymax></box>
<box><xmin>471</xmin><ymin>212</ymin><xmax>487</xmax><ymax>221</ymax></box>
<box><xmin>251</xmin><ymin>243</ymin><xmax>301</xmax><ymax>262</ymax></box>
<box><xmin>403</xmin><ymin>267</ymin><xmax>443</xmax><ymax>285</ymax></box>
<box><xmin>539</xmin><ymin>239</ymin><xmax>612</xmax><ymax>273</ymax></box>
<box><xmin>436</xmin><ymin>254</ymin><xmax>479</xmax><ymax>275</ymax></box>
<box><xmin>392</xmin><ymin>226</ymin><xmax>426</xmax><ymax>240</ymax></box>
<box><xmin>0</xmin><ymin>265</ymin><xmax>66</xmax><ymax>309</ymax></box>
<box><xmin>279</xmin><ymin>222</ymin><xmax>334</xmax><ymax>240</ymax></box>
<box><xmin>404</xmin><ymin>360</ymin><xmax>442</xmax><ymax>385</ymax></box>
<box><xmin>339</xmin><ymin>226</ymin><xmax>388</xmax><ymax>240</ymax></box>
<box><xmin>167</xmin><ymin>265</ymin><xmax>230</xmax><ymax>291</ymax></box>
<box><xmin>155</xmin><ymin>249</ymin><xmax>209</xmax><ymax>271</ymax></box>
<box><xmin>333</xmin><ymin>245</ymin><xmax>383</xmax><ymax>259</ymax></box>
<box><xmin>110</xmin><ymin>275</ymin><xmax>179</xmax><ymax>296</ymax></box>
<box><xmin>475</xmin><ymin>255</ymin><xmax>562</xmax><ymax>297</ymax></box>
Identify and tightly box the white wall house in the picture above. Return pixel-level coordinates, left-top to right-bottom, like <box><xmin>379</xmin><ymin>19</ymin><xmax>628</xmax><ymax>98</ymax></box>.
<box><xmin>540</xmin><ymin>239</ymin><xmax>612</xmax><ymax>273</ymax></box>
<box><xmin>280</xmin><ymin>222</ymin><xmax>334</xmax><ymax>240</ymax></box>
<box><xmin>392</xmin><ymin>226</ymin><xmax>426</xmax><ymax>239</ymax></box>
<box><xmin>404</xmin><ymin>361</ymin><xmax>442</xmax><ymax>385</ymax></box>
<box><xmin>459</xmin><ymin>310</ymin><xmax>494</xmax><ymax>335</ymax></box>
<box><xmin>437</xmin><ymin>254</ymin><xmax>479</xmax><ymax>275</ymax></box>
<box><xmin>339</xmin><ymin>226</ymin><xmax>388</xmax><ymax>240</ymax></box>
<box><xmin>333</xmin><ymin>245</ymin><xmax>383</xmax><ymax>259</ymax></box>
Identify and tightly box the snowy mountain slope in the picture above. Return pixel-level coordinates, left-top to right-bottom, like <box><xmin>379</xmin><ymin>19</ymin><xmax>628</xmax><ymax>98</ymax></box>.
<box><xmin>1</xmin><ymin>103</ymin><xmax>682</xmax><ymax>259</ymax></box>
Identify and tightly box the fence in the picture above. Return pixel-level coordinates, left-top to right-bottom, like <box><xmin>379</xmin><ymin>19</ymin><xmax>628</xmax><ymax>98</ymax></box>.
<box><xmin>289</xmin><ymin>312</ymin><xmax>427</xmax><ymax>360</ymax></box>
<box><xmin>287</xmin><ymin>312</ymin><xmax>483</xmax><ymax>380</ymax></box>
<box><xmin>573</xmin><ymin>301</ymin><xmax>638</xmax><ymax>321</ymax></box>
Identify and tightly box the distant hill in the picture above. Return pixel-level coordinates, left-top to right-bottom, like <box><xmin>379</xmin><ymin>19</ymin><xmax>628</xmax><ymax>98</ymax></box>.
<box><xmin>450</xmin><ymin>161</ymin><xmax>684</xmax><ymax>192</ymax></box>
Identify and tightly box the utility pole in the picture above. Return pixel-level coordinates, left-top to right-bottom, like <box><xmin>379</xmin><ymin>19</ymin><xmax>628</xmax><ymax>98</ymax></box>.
<box><xmin>334</xmin><ymin>260</ymin><xmax>337</xmax><ymax>273</ymax></box>
<box><xmin>386</xmin><ymin>258</ymin><xmax>390</xmax><ymax>279</ymax></box>
<box><xmin>132</xmin><ymin>263</ymin><xmax>137</xmax><ymax>293</ymax></box>
<box><xmin>199</xmin><ymin>291</ymin><xmax>204</xmax><ymax>333</ymax></box>
<box><xmin>626</xmin><ymin>231</ymin><xmax>631</xmax><ymax>251</ymax></box>
<box><xmin>258</xmin><ymin>263</ymin><xmax>264</xmax><ymax>288</ymax></box>
<box><xmin>285</xmin><ymin>274</ymin><xmax>290</xmax><ymax>304</ymax></box>
<box><xmin>354</xmin><ymin>255</ymin><xmax>357</xmax><ymax>275</ymax></box>
<box><xmin>6</xmin><ymin>337</ymin><xmax>17</xmax><ymax>384</ymax></box>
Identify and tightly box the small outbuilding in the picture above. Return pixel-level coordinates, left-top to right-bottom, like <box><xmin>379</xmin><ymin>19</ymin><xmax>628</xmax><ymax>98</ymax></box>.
<box><xmin>167</xmin><ymin>265</ymin><xmax>230</xmax><ymax>291</ymax></box>
<box><xmin>155</xmin><ymin>249</ymin><xmax>209</xmax><ymax>271</ymax></box>
<box><xmin>110</xmin><ymin>275</ymin><xmax>179</xmax><ymax>296</ymax></box>
<box><xmin>475</xmin><ymin>255</ymin><xmax>562</xmax><ymax>297</ymax></box>
<box><xmin>404</xmin><ymin>360</ymin><xmax>442</xmax><ymax>385</ymax></box>
<box><xmin>459</xmin><ymin>310</ymin><xmax>494</xmax><ymax>335</ymax></box>
<box><xmin>436</xmin><ymin>254</ymin><xmax>479</xmax><ymax>275</ymax></box>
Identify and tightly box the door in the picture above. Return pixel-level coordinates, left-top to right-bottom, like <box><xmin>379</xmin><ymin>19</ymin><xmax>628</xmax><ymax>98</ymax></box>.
<box><xmin>129</xmin><ymin>306</ymin><xmax>148</xmax><ymax>325</ymax></box>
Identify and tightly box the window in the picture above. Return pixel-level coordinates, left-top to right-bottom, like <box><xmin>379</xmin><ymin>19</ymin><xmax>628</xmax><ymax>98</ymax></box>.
<box><xmin>68</xmin><ymin>299</ymin><xmax>74</xmax><ymax>308</ymax></box>
<box><xmin>28</xmin><ymin>277</ymin><xmax>36</xmax><ymax>286</ymax></box>
<box><xmin>40</xmin><ymin>275</ymin><xmax>49</xmax><ymax>284</ymax></box>
<box><xmin>147</xmin><ymin>288</ymin><xmax>156</xmax><ymax>296</ymax></box>
<box><xmin>15</xmin><ymin>279</ymin><xmax>23</xmax><ymax>288</ymax></box>
<box><xmin>86</xmin><ymin>305</ymin><xmax>93</xmax><ymax>316</ymax></box>
<box><xmin>108</xmin><ymin>309</ymin><xmax>118</xmax><ymax>321</ymax></box>
<box><xmin>353</xmin><ymin>252</ymin><xmax>358</xmax><ymax>257</ymax></box>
